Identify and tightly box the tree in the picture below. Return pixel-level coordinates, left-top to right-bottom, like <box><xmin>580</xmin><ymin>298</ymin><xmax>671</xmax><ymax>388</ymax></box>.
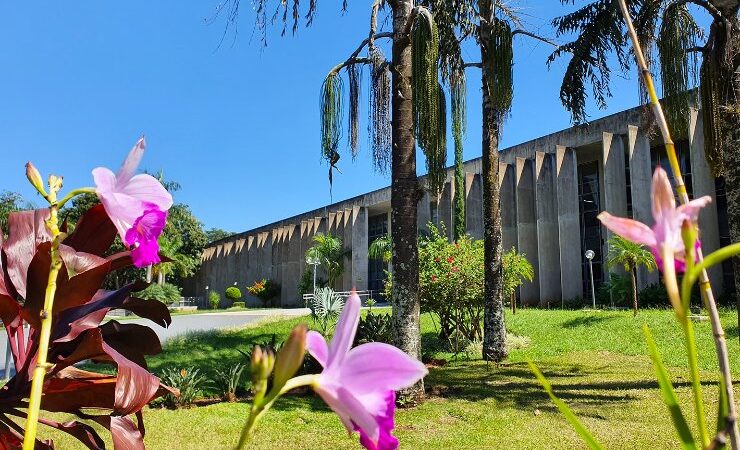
<box><xmin>502</xmin><ymin>248</ymin><xmax>535</xmax><ymax>314</ymax></box>
<box><xmin>0</xmin><ymin>191</ymin><xmax>31</xmax><ymax>237</ymax></box>
<box><xmin>306</xmin><ymin>233</ymin><xmax>349</xmax><ymax>288</ymax></box>
<box><xmin>606</xmin><ymin>235</ymin><xmax>657</xmax><ymax>315</ymax></box>
<box><xmin>369</xmin><ymin>233</ymin><xmax>392</xmax><ymax>263</ymax></box>
<box><xmin>206</xmin><ymin>227</ymin><xmax>233</xmax><ymax>243</ymax></box>
<box><xmin>549</xmin><ymin>0</ymin><xmax>740</xmax><ymax>322</ymax></box>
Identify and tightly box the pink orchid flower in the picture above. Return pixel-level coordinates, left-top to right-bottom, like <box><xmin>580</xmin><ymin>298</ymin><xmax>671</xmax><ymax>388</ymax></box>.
<box><xmin>93</xmin><ymin>137</ymin><xmax>173</xmax><ymax>267</ymax></box>
<box><xmin>306</xmin><ymin>293</ymin><xmax>428</xmax><ymax>450</ymax></box>
<box><xmin>597</xmin><ymin>166</ymin><xmax>711</xmax><ymax>272</ymax></box>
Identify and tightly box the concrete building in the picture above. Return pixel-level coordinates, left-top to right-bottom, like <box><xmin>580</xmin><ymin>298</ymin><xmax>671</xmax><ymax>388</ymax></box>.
<box><xmin>188</xmin><ymin>104</ymin><xmax>735</xmax><ymax>307</ymax></box>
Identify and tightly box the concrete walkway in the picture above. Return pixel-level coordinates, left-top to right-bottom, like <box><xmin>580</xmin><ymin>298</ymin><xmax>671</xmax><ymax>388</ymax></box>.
<box><xmin>0</xmin><ymin>308</ymin><xmax>311</xmax><ymax>379</ymax></box>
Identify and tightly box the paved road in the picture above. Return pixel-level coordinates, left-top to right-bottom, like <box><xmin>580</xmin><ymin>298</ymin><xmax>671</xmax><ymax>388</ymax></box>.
<box><xmin>0</xmin><ymin>308</ymin><xmax>311</xmax><ymax>379</ymax></box>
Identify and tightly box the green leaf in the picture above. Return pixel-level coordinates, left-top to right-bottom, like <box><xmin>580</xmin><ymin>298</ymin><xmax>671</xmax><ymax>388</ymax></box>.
<box><xmin>643</xmin><ymin>325</ymin><xmax>698</xmax><ymax>450</ymax></box>
<box><xmin>528</xmin><ymin>361</ymin><xmax>605</xmax><ymax>450</ymax></box>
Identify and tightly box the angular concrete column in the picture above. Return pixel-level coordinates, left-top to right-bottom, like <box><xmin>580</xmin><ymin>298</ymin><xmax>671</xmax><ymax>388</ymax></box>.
<box><xmin>556</xmin><ymin>146</ymin><xmax>583</xmax><ymax>303</ymax></box>
<box><xmin>628</xmin><ymin>125</ymin><xmax>659</xmax><ymax>288</ymax></box>
<box><xmin>602</xmin><ymin>132</ymin><xmax>628</xmax><ymax>278</ymax></box>
<box><xmin>499</xmin><ymin>163</ymin><xmax>517</xmax><ymax>252</ymax></box>
<box><xmin>536</xmin><ymin>151</ymin><xmax>562</xmax><ymax>306</ymax></box>
<box><xmin>516</xmin><ymin>157</ymin><xmax>540</xmax><ymax>305</ymax></box>
<box><xmin>438</xmin><ymin>180</ymin><xmax>454</xmax><ymax>240</ymax></box>
<box><xmin>465</xmin><ymin>172</ymin><xmax>483</xmax><ymax>240</ymax></box>
<box><xmin>351</xmin><ymin>206</ymin><xmax>369</xmax><ymax>290</ymax></box>
<box><xmin>689</xmin><ymin>108</ymin><xmax>723</xmax><ymax>293</ymax></box>
<box><xmin>284</xmin><ymin>224</ymin><xmax>300</xmax><ymax>305</ymax></box>
<box><xmin>417</xmin><ymin>191</ymin><xmax>431</xmax><ymax>233</ymax></box>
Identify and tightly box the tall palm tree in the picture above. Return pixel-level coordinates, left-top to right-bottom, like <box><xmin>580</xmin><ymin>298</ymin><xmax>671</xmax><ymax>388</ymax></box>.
<box><xmin>606</xmin><ymin>235</ymin><xmax>657</xmax><ymax>315</ymax></box>
<box><xmin>550</xmin><ymin>0</ymin><xmax>740</xmax><ymax>325</ymax></box>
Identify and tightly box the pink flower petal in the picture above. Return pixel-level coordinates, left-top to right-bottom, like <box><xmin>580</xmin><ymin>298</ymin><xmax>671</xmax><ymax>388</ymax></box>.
<box><xmin>339</xmin><ymin>343</ymin><xmax>428</xmax><ymax>395</ymax></box>
<box><xmin>597</xmin><ymin>212</ymin><xmax>657</xmax><ymax>247</ymax></box>
<box><xmin>116</xmin><ymin>137</ymin><xmax>146</xmax><ymax>184</ymax></box>
<box><xmin>336</xmin><ymin>387</ymin><xmax>380</xmax><ymax>442</ymax></box>
<box><xmin>119</xmin><ymin>174</ymin><xmax>173</xmax><ymax>211</ymax></box>
<box><xmin>356</xmin><ymin>391</ymin><xmax>398</xmax><ymax>450</ymax></box>
<box><xmin>651</xmin><ymin>167</ymin><xmax>676</xmax><ymax>224</ymax></box>
<box><xmin>130</xmin><ymin>239</ymin><xmax>160</xmax><ymax>267</ymax></box>
<box><xmin>328</xmin><ymin>292</ymin><xmax>361</xmax><ymax>367</ymax></box>
<box><xmin>306</xmin><ymin>330</ymin><xmax>329</xmax><ymax>367</ymax></box>
<box><xmin>677</xmin><ymin>196</ymin><xmax>712</xmax><ymax>222</ymax></box>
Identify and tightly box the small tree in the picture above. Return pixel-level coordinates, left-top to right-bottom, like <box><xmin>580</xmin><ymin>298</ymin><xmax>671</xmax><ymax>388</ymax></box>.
<box><xmin>606</xmin><ymin>235</ymin><xmax>656</xmax><ymax>316</ymax></box>
<box><xmin>209</xmin><ymin>291</ymin><xmax>221</xmax><ymax>310</ymax></box>
<box><xmin>368</xmin><ymin>234</ymin><xmax>392</xmax><ymax>263</ymax></box>
<box><xmin>305</xmin><ymin>233</ymin><xmax>349</xmax><ymax>288</ymax></box>
<box><xmin>502</xmin><ymin>248</ymin><xmax>534</xmax><ymax>314</ymax></box>
<box><xmin>225</xmin><ymin>286</ymin><xmax>242</xmax><ymax>303</ymax></box>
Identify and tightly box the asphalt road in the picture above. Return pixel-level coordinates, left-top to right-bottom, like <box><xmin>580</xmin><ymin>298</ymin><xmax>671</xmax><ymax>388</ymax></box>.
<box><xmin>0</xmin><ymin>308</ymin><xmax>311</xmax><ymax>379</ymax></box>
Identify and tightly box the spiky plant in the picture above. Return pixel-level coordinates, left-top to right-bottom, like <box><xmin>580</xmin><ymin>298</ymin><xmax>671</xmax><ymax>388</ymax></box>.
<box><xmin>606</xmin><ymin>235</ymin><xmax>657</xmax><ymax>316</ymax></box>
<box><xmin>305</xmin><ymin>233</ymin><xmax>349</xmax><ymax>288</ymax></box>
<box><xmin>369</xmin><ymin>233</ymin><xmax>392</xmax><ymax>263</ymax></box>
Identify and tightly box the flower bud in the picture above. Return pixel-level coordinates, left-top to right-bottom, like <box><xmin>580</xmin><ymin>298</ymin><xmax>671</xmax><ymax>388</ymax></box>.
<box><xmin>250</xmin><ymin>345</ymin><xmax>274</xmax><ymax>384</ymax></box>
<box><xmin>25</xmin><ymin>162</ymin><xmax>47</xmax><ymax>196</ymax></box>
<box><xmin>272</xmin><ymin>325</ymin><xmax>307</xmax><ymax>390</ymax></box>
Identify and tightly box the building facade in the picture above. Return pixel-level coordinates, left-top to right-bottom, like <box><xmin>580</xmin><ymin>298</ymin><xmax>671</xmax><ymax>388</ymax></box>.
<box><xmin>188</xmin><ymin>104</ymin><xmax>734</xmax><ymax>307</ymax></box>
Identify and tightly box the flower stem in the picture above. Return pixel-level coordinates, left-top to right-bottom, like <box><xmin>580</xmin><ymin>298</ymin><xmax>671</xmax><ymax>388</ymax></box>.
<box><xmin>56</xmin><ymin>187</ymin><xmax>96</xmax><ymax>209</ymax></box>
<box><xmin>616</xmin><ymin>0</ymin><xmax>738</xmax><ymax>447</ymax></box>
<box><xmin>235</xmin><ymin>375</ymin><xmax>317</xmax><ymax>450</ymax></box>
<box><xmin>22</xmin><ymin>198</ymin><xmax>63</xmax><ymax>449</ymax></box>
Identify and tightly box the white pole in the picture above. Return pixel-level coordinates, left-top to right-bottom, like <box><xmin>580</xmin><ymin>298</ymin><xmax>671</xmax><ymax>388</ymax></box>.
<box><xmin>589</xmin><ymin>259</ymin><xmax>596</xmax><ymax>309</ymax></box>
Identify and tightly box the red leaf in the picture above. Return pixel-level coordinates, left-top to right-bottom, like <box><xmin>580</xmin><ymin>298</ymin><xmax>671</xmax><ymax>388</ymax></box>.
<box><xmin>63</xmin><ymin>204</ymin><xmax>116</xmax><ymax>257</ymax></box>
<box><xmin>23</xmin><ymin>244</ymin><xmax>111</xmax><ymax>329</ymax></box>
<box><xmin>100</xmin><ymin>321</ymin><xmax>162</xmax><ymax>368</ymax></box>
<box><xmin>37</xmin><ymin>418</ymin><xmax>105</xmax><ymax>450</ymax></box>
<box><xmin>90</xmin><ymin>415</ymin><xmax>144</xmax><ymax>450</ymax></box>
<box><xmin>3</xmin><ymin>209</ymin><xmax>51</xmax><ymax>299</ymax></box>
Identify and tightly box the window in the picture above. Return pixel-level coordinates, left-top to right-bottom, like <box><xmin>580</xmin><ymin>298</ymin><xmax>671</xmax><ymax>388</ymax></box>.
<box><xmin>579</xmin><ymin>161</ymin><xmax>604</xmax><ymax>299</ymax></box>
<box><xmin>367</xmin><ymin>213</ymin><xmax>389</xmax><ymax>297</ymax></box>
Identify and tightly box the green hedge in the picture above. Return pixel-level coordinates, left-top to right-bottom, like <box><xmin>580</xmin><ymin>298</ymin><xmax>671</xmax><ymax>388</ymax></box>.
<box><xmin>232</xmin><ymin>301</ymin><xmax>246</xmax><ymax>309</ymax></box>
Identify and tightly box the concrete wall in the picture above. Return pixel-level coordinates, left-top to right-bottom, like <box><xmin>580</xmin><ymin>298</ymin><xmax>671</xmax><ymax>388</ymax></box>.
<box><xmin>188</xmin><ymin>104</ymin><xmax>727</xmax><ymax>307</ymax></box>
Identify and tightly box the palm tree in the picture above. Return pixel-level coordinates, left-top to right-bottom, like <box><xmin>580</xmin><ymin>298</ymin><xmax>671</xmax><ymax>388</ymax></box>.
<box><xmin>305</xmin><ymin>233</ymin><xmax>349</xmax><ymax>289</ymax></box>
<box><xmin>369</xmin><ymin>234</ymin><xmax>392</xmax><ymax>263</ymax></box>
<box><xmin>550</xmin><ymin>0</ymin><xmax>740</xmax><ymax>323</ymax></box>
<box><xmin>606</xmin><ymin>235</ymin><xmax>657</xmax><ymax>315</ymax></box>
<box><xmin>502</xmin><ymin>248</ymin><xmax>534</xmax><ymax>315</ymax></box>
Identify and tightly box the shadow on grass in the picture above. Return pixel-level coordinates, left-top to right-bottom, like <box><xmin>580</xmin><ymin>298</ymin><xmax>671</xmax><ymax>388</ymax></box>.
<box><xmin>561</xmin><ymin>315</ymin><xmax>617</xmax><ymax>329</ymax></box>
<box><xmin>727</xmin><ymin>325</ymin><xmax>738</xmax><ymax>339</ymax></box>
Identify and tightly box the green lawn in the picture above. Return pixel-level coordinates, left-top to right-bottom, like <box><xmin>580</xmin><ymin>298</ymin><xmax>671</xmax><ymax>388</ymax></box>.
<box><xmin>47</xmin><ymin>308</ymin><xmax>740</xmax><ymax>449</ymax></box>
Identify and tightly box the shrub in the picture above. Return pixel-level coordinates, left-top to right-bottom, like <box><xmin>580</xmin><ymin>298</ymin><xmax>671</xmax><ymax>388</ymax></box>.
<box><xmin>225</xmin><ymin>286</ymin><xmax>242</xmax><ymax>301</ymax></box>
<box><xmin>247</xmin><ymin>278</ymin><xmax>281</xmax><ymax>306</ymax></box>
<box><xmin>215</xmin><ymin>363</ymin><xmax>247</xmax><ymax>402</ymax></box>
<box><xmin>209</xmin><ymin>291</ymin><xmax>221</xmax><ymax>309</ymax></box>
<box><xmin>135</xmin><ymin>282</ymin><xmax>181</xmax><ymax>305</ymax></box>
<box><xmin>354</xmin><ymin>312</ymin><xmax>392</xmax><ymax>345</ymax></box>
<box><xmin>232</xmin><ymin>301</ymin><xmax>246</xmax><ymax>309</ymax></box>
<box><xmin>297</xmin><ymin>269</ymin><xmax>327</xmax><ymax>298</ymax></box>
<box><xmin>311</xmin><ymin>287</ymin><xmax>345</xmax><ymax>335</ymax></box>
<box><xmin>160</xmin><ymin>367</ymin><xmax>210</xmax><ymax>409</ymax></box>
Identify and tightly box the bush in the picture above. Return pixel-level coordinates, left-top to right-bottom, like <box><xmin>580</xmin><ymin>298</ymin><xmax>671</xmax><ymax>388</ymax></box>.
<box><xmin>354</xmin><ymin>312</ymin><xmax>392</xmax><ymax>345</ymax></box>
<box><xmin>232</xmin><ymin>301</ymin><xmax>246</xmax><ymax>309</ymax></box>
<box><xmin>311</xmin><ymin>287</ymin><xmax>344</xmax><ymax>336</ymax></box>
<box><xmin>225</xmin><ymin>286</ymin><xmax>242</xmax><ymax>301</ymax></box>
<box><xmin>209</xmin><ymin>291</ymin><xmax>221</xmax><ymax>310</ymax></box>
<box><xmin>159</xmin><ymin>367</ymin><xmax>210</xmax><ymax>408</ymax></box>
<box><xmin>297</xmin><ymin>269</ymin><xmax>327</xmax><ymax>298</ymax></box>
<box><xmin>247</xmin><ymin>279</ymin><xmax>281</xmax><ymax>307</ymax></box>
<box><xmin>214</xmin><ymin>363</ymin><xmax>247</xmax><ymax>402</ymax></box>
<box><xmin>135</xmin><ymin>282</ymin><xmax>181</xmax><ymax>305</ymax></box>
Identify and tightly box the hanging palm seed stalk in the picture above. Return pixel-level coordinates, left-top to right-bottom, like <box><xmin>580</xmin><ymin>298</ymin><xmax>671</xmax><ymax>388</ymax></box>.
<box><xmin>451</xmin><ymin>73</ymin><xmax>466</xmax><ymax>240</ymax></box>
<box><xmin>320</xmin><ymin>72</ymin><xmax>343</xmax><ymax>163</ymax></box>
<box><xmin>487</xmin><ymin>17</ymin><xmax>514</xmax><ymax>121</ymax></box>
<box><xmin>369</xmin><ymin>47</ymin><xmax>392</xmax><ymax>173</ymax></box>
<box><xmin>348</xmin><ymin>64</ymin><xmax>362</xmax><ymax>158</ymax></box>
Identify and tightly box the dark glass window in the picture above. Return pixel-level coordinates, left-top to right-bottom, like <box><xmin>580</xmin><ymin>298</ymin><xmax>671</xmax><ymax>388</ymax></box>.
<box><xmin>625</xmin><ymin>149</ymin><xmax>633</xmax><ymax>218</ymax></box>
<box><xmin>367</xmin><ymin>213</ymin><xmax>389</xmax><ymax>297</ymax></box>
<box><xmin>430</xmin><ymin>201</ymin><xmax>439</xmax><ymax>227</ymax></box>
<box><xmin>579</xmin><ymin>161</ymin><xmax>604</xmax><ymax>299</ymax></box>
<box><xmin>650</xmin><ymin>139</ymin><xmax>693</xmax><ymax>199</ymax></box>
<box><xmin>715</xmin><ymin>177</ymin><xmax>736</xmax><ymax>298</ymax></box>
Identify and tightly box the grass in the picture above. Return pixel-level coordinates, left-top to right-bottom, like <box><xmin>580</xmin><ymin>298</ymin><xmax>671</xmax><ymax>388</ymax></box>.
<box><xmin>46</xmin><ymin>308</ymin><xmax>740</xmax><ymax>449</ymax></box>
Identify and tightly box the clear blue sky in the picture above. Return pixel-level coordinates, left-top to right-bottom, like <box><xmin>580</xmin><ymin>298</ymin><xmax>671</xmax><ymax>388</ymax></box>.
<box><xmin>0</xmin><ymin>1</ymin><xmax>642</xmax><ymax>233</ymax></box>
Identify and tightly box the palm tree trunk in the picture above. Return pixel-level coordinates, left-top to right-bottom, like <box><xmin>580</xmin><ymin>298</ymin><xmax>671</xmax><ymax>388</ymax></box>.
<box><xmin>479</xmin><ymin>0</ymin><xmax>508</xmax><ymax>363</ymax></box>
<box><xmin>631</xmin><ymin>267</ymin><xmax>638</xmax><ymax>316</ymax></box>
<box><xmin>390</xmin><ymin>0</ymin><xmax>424</xmax><ymax>402</ymax></box>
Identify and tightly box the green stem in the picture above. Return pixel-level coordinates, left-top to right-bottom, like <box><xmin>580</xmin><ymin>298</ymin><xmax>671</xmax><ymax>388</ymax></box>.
<box><xmin>235</xmin><ymin>375</ymin><xmax>318</xmax><ymax>450</ymax></box>
<box><xmin>682</xmin><ymin>318</ymin><xmax>710</xmax><ymax>446</ymax></box>
<box><xmin>56</xmin><ymin>187</ymin><xmax>96</xmax><ymax>209</ymax></box>
<box><xmin>685</xmin><ymin>244</ymin><xmax>740</xmax><ymax>296</ymax></box>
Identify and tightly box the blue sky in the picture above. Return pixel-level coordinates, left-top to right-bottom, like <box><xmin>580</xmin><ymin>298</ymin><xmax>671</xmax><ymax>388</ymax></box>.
<box><xmin>0</xmin><ymin>1</ymin><xmax>643</xmax><ymax>233</ymax></box>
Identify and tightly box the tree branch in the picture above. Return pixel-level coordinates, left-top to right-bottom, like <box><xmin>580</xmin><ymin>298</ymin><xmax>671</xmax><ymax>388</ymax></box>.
<box><xmin>512</xmin><ymin>29</ymin><xmax>561</xmax><ymax>49</ymax></box>
<box><xmin>328</xmin><ymin>32</ymin><xmax>393</xmax><ymax>75</ymax></box>
<box><xmin>463</xmin><ymin>62</ymin><xmax>482</xmax><ymax>69</ymax></box>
